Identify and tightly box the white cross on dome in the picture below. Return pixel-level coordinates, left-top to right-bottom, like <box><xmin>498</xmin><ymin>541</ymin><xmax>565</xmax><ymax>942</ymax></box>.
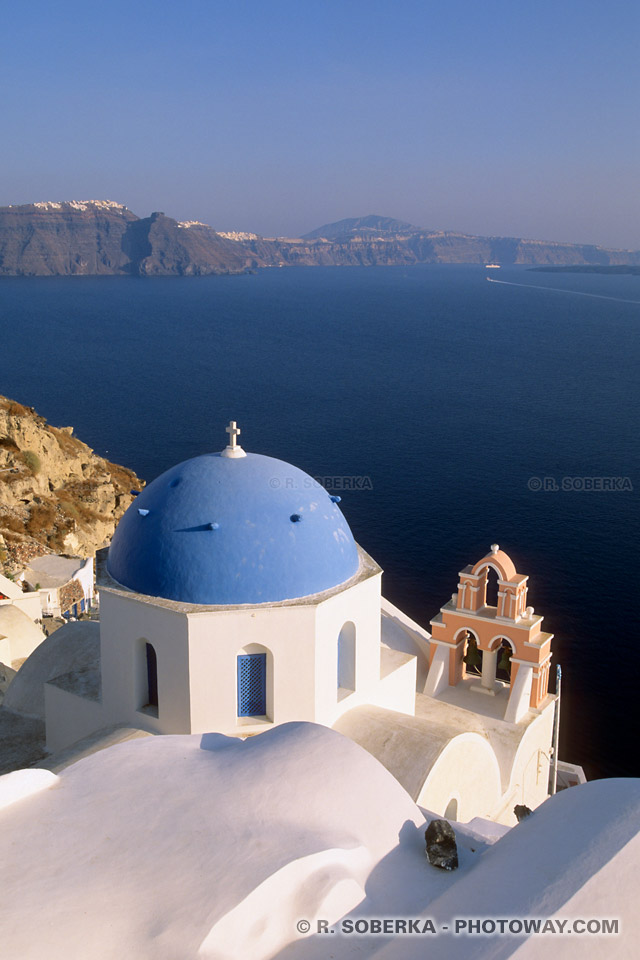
<box><xmin>221</xmin><ymin>420</ymin><xmax>246</xmax><ymax>458</ymax></box>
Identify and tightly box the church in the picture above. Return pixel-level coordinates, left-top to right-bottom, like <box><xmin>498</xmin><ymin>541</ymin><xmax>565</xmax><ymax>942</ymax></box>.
<box><xmin>37</xmin><ymin>422</ymin><xmax>562</xmax><ymax>824</ymax></box>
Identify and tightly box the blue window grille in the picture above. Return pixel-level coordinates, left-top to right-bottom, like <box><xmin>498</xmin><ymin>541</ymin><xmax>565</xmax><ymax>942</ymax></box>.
<box><xmin>237</xmin><ymin>653</ymin><xmax>267</xmax><ymax>717</ymax></box>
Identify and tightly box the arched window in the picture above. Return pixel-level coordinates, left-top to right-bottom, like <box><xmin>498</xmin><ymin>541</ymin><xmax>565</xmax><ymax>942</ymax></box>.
<box><xmin>462</xmin><ymin>630</ymin><xmax>482</xmax><ymax>676</ymax></box>
<box><xmin>496</xmin><ymin>639</ymin><xmax>513</xmax><ymax>682</ymax></box>
<box><xmin>337</xmin><ymin>621</ymin><xmax>356</xmax><ymax>699</ymax></box>
<box><xmin>142</xmin><ymin>643</ymin><xmax>158</xmax><ymax>714</ymax></box>
<box><xmin>237</xmin><ymin>652</ymin><xmax>267</xmax><ymax>717</ymax></box>
<box><xmin>444</xmin><ymin>798</ymin><xmax>458</xmax><ymax>820</ymax></box>
<box><xmin>484</xmin><ymin>566</ymin><xmax>499</xmax><ymax>608</ymax></box>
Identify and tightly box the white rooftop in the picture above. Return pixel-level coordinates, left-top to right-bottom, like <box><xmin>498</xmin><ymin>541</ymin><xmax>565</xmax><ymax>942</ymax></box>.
<box><xmin>0</xmin><ymin>723</ymin><xmax>637</xmax><ymax>959</ymax></box>
<box><xmin>21</xmin><ymin>555</ymin><xmax>86</xmax><ymax>589</ymax></box>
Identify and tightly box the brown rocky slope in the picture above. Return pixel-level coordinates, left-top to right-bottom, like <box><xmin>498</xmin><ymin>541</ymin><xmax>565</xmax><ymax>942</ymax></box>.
<box><xmin>0</xmin><ymin>396</ymin><xmax>143</xmax><ymax>575</ymax></box>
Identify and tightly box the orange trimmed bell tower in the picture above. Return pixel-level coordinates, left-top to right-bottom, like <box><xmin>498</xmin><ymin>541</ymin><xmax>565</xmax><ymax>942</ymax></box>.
<box><xmin>426</xmin><ymin>545</ymin><xmax>553</xmax><ymax>723</ymax></box>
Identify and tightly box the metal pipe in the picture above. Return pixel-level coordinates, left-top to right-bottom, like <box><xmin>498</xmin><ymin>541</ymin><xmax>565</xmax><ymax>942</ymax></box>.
<box><xmin>550</xmin><ymin>664</ymin><xmax>562</xmax><ymax>795</ymax></box>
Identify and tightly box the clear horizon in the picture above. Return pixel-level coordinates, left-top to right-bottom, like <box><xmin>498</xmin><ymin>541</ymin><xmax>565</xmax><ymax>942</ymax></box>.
<box><xmin>2</xmin><ymin>0</ymin><xmax>638</xmax><ymax>249</ymax></box>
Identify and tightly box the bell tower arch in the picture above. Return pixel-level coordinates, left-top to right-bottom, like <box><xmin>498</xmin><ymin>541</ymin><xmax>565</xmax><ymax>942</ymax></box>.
<box><xmin>426</xmin><ymin>545</ymin><xmax>553</xmax><ymax>723</ymax></box>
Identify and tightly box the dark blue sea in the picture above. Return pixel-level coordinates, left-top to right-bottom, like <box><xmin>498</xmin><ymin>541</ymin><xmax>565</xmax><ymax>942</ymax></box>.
<box><xmin>1</xmin><ymin>265</ymin><xmax>638</xmax><ymax>780</ymax></box>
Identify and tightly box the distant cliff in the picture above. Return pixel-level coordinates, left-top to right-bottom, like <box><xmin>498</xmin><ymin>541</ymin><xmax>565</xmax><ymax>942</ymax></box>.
<box><xmin>0</xmin><ymin>203</ymin><xmax>249</xmax><ymax>277</ymax></box>
<box><xmin>294</xmin><ymin>216</ymin><xmax>640</xmax><ymax>266</ymax></box>
<box><xmin>0</xmin><ymin>396</ymin><xmax>143</xmax><ymax>572</ymax></box>
<box><xmin>0</xmin><ymin>201</ymin><xmax>138</xmax><ymax>275</ymax></box>
<box><xmin>1</xmin><ymin>204</ymin><xmax>638</xmax><ymax>276</ymax></box>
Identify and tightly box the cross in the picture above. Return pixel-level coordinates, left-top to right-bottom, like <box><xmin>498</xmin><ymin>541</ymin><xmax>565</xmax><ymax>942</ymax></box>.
<box><xmin>225</xmin><ymin>420</ymin><xmax>241</xmax><ymax>450</ymax></box>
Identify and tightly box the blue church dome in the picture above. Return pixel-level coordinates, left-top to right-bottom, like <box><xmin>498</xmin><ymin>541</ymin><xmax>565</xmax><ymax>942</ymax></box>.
<box><xmin>107</xmin><ymin>447</ymin><xmax>361</xmax><ymax>605</ymax></box>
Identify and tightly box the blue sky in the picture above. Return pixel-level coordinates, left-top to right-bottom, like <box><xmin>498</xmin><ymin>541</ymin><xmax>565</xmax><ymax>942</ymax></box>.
<box><xmin>1</xmin><ymin>0</ymin><xmax>638</xmax><ymax>246</ymax></box>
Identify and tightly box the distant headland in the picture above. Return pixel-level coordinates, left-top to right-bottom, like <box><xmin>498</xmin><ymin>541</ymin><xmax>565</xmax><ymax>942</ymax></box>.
<box><xmin>0</xmin><ymin>203</ymin><xmax>638</xmax><ymax>277</ymax></box>
<box><xmin>529</xmin><ymin>264</ymin><xmax>640</xmax><ymax>275</ymax></box>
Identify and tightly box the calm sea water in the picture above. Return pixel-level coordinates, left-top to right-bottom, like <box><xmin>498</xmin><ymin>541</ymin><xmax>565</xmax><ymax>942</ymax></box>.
<box><xmin>1</xmin><ymin>265</ymin><xmax>638</xmax><ymax>780</ymax></box>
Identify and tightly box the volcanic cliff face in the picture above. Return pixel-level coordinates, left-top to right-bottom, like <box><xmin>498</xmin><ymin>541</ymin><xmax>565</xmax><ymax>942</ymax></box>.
<box><xmin>0</xmin><ymin>396</ymin><xmax>143</xmax><ymax>573</ymax></box>
<box><xmin>133</xmin><ymin>213</ymin><xmax>249</xmax><ymax>276</ymax></box>
<box><xmin>0</xmin><ymin>201</ymin><xmax>138</xmax><ymax>276</ymax></box>
<box><xmin>295</xmin><ymin>216</ymin><xmax>640</xmax><ymax>266</ymax></box>
<box><xmin>0</xmin><ymin>203</ymin><xmax>249</xmax><ymax>277</ymax></box>
<box><xmin>1</xmin><ymin>204</ymin><xmax>639</xmax><ymax>275</ymax></box>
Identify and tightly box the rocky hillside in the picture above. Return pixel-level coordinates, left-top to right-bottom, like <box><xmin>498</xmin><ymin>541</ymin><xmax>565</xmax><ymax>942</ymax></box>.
<box><xmin>1</xmin><ymin>203</ymin><xmax>639</xmax><ymax>274</ymax></box>
<box><xmin>0</xmin><ymin>396</ymin><xmax>143</xmax><ymax>574</ymax></box>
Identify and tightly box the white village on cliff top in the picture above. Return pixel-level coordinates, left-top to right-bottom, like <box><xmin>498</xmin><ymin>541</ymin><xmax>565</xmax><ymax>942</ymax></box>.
<box><xmin>0</xmin><ymin>422</ymin><xmax>637</xmax><ymax>959</ymax></box>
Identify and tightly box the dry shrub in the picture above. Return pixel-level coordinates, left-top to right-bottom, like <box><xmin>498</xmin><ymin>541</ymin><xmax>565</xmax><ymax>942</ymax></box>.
<box><xmin>0</xmin><ymin>436</ymin><xmax>19</xmax><ymax>451</ymax></box>
<box><xmin>106</xmin><ymin>460</ymin><xmax>139</xmax><ymax>492</ymax></box>
<box><xmin>21</xmin><ymin>450</ymin><xmax>41</xmax><ymax>475</ymax></box>
<box><xmin>62</xmin><ymin>480</ymin><xmax>96</xmax><ymax>499</ymax></box>
<box><xmin>59</xmin><ymin>499</ymin><xmax>80</xmax><ymax>520</ymax></box>
<box><xmin>48</xmin><ymin>426</ymin><xmax>85</xmax><ymax>457</ymax></box>
<box><xmin>0</xmin><ymin>399</ymin><xmax>31</xmax><ymax>417</ymax></box>
<box><xmin>48</xmin><ymin>526</ymin><xmax>74</xmax><ymax>552</ymax></box>
<box><xmin>0</xmin><ymin>514</ymin><xmax>25</xmax><ymax>534</ymax></box>
<box><xmin>3</xmin><ymin>469</ymin><xmax>30</xmax><ymax>485</ymax></box>
<box><xmin>57</xmin><ymin>488</ymin><xmax>103</xmax><ymax>524</ymax></box>
<box><xmin>25</xmin><ymin>502</ymin><xmax>58</xmax><ymax>538</ymax></box>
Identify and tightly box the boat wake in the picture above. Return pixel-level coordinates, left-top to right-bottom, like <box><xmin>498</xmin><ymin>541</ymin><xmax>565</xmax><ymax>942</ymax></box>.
<box><xmin>486</xmin><ymin>276</ymin><xmax>640</xmax><ymax>305</ymax></box>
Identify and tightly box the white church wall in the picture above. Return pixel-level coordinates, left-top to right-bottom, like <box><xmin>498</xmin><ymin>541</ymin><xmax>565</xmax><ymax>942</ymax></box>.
<box><xmin>424</xmin><ymin>643</ymin><xmax>450</xmax><ymax>697</ymax></box>
<box><xmin>498</xmin><ymin>701</ymin><xmax>555</xmax><ymax>820</ymax></box>
<box><xmin>44</xmin><ymin>685</ymin><xmax>104</xmax><ymax>754</ymax></box>
<box><xmin>313</xmin><ymin>573</ymin><xmax>386</xmax><ymax>727</ymax></box>
<box><xmin>380</xmin><ymin>599</ymin><xmax>431</xmax><ymax>690</ymax></box>
<box><xmin>417</xmin><ymin>732</ymin><xmax>503</xmax><ymax>821</ymax></box>
<box><xmin>187</xmin><ymin>602</ymin><xmax>317</xmax><ymax>735</ymax></box>
<box><xmin>376</xmin><ymin>649</ymin><xmax>417</xmax><ymax>713</ymax></box>
<box><xmin>98</xmin><ymin>589</ymin><xmax>191</xmax><ymax>734</ymax></box>
<box><xmin>504</xmin><ymin>661</ymin><xmax>534</xmax><ymax>724</ymax></box>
